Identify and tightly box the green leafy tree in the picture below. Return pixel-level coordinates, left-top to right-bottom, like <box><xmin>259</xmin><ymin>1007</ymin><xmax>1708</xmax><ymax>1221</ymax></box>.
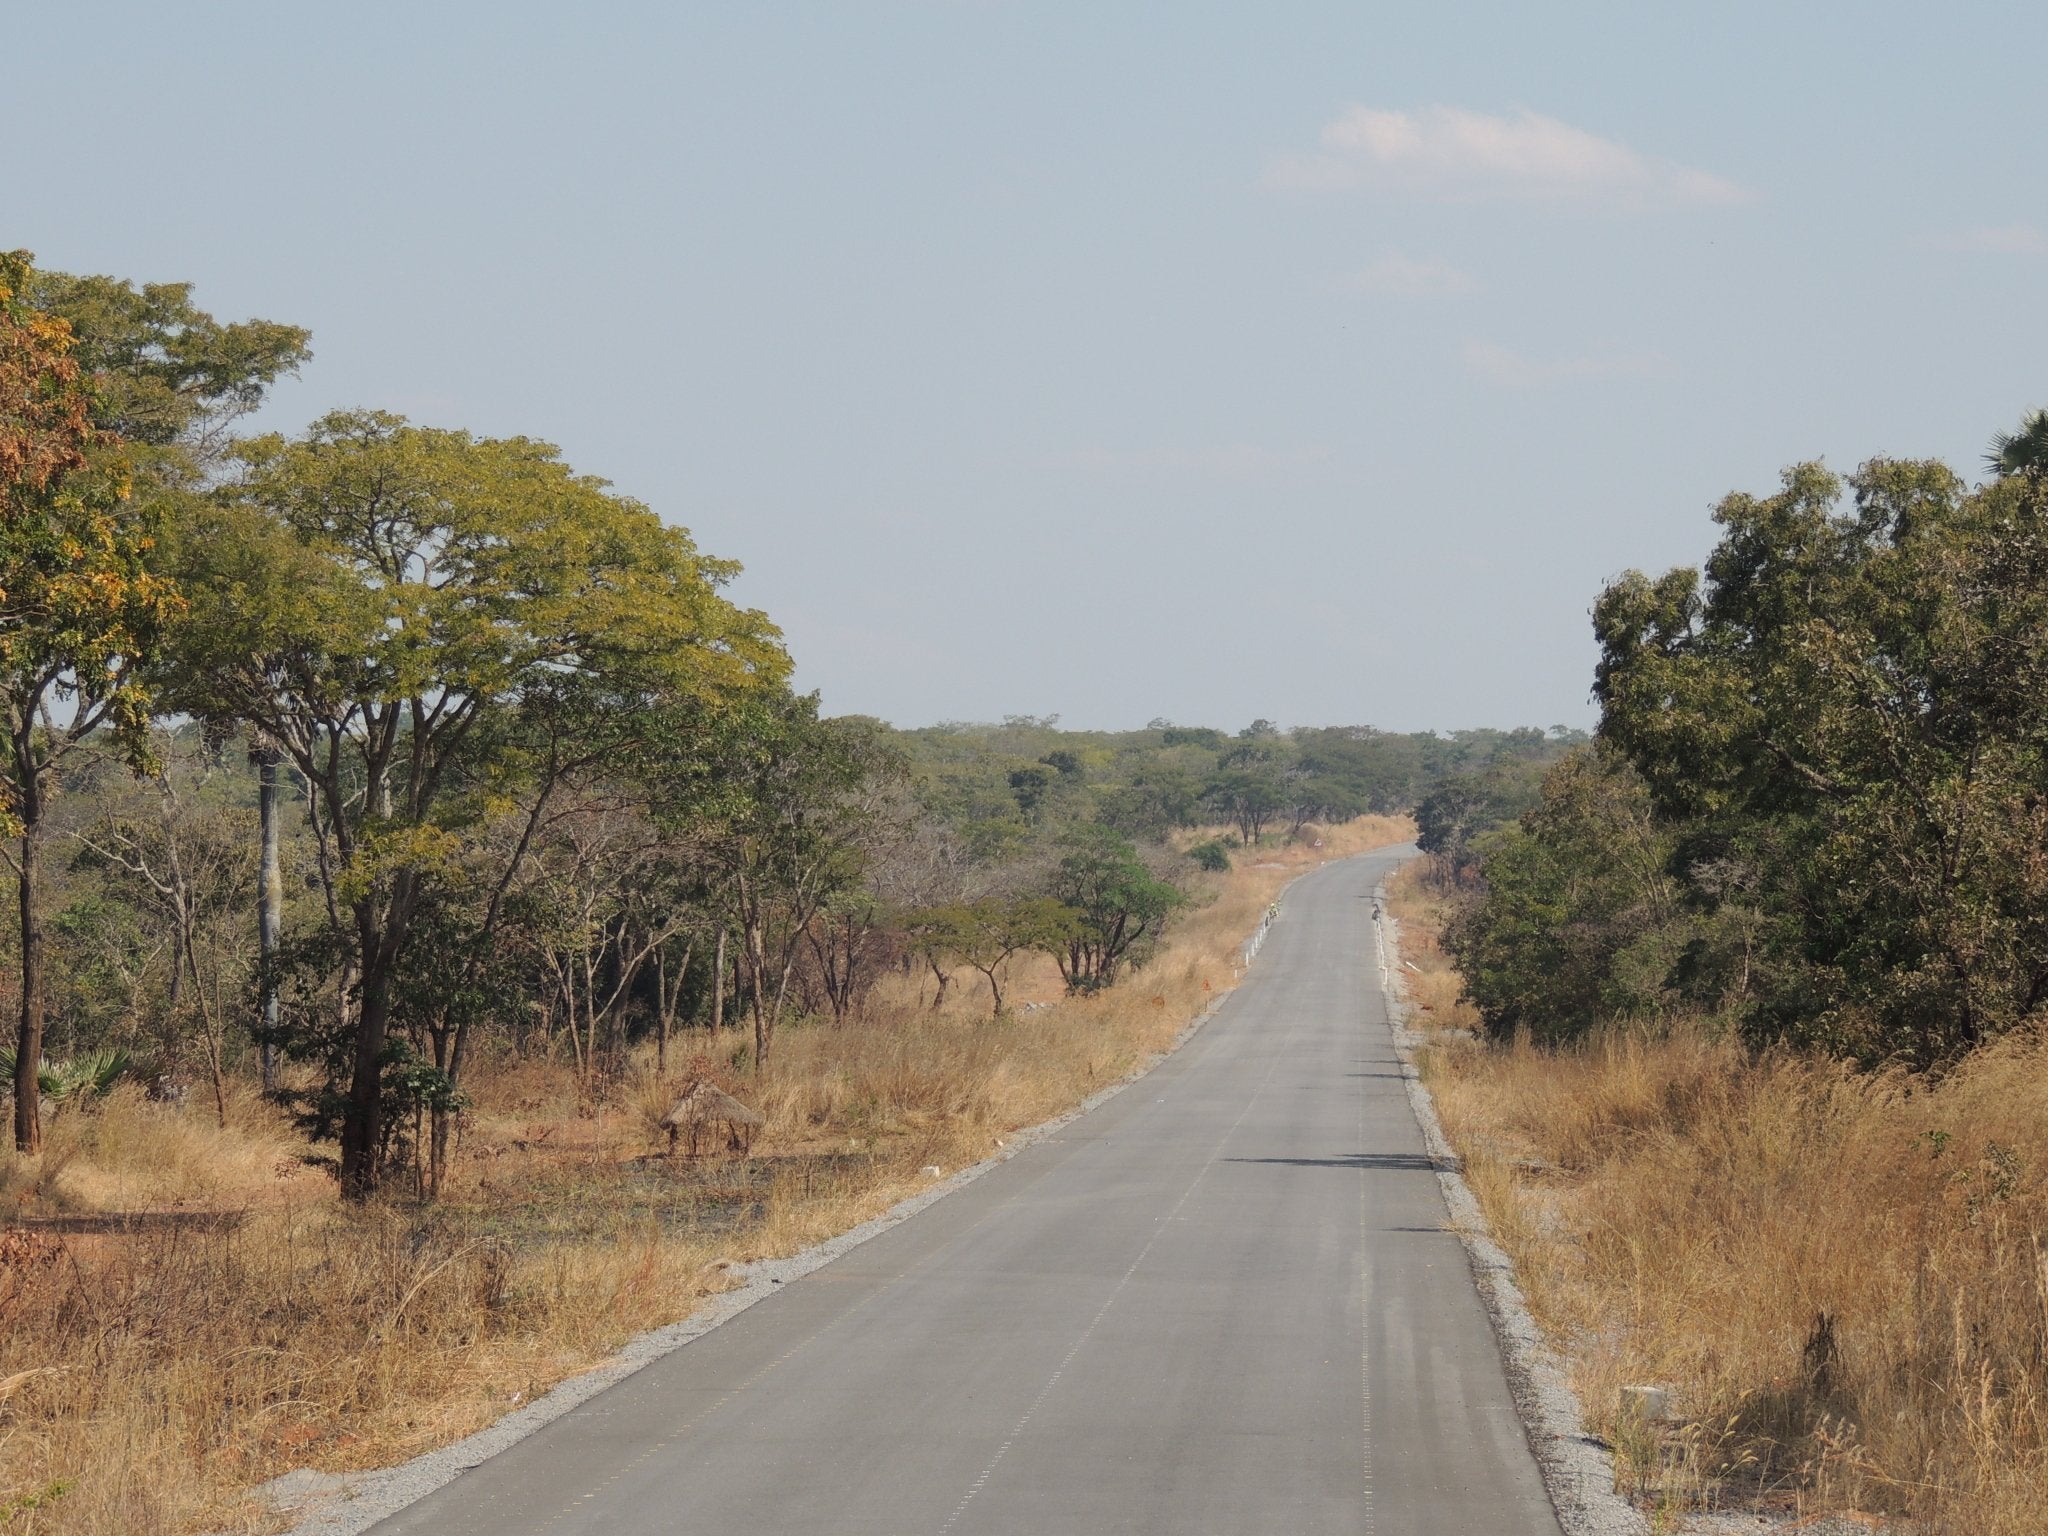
<box><xmin>1042</xmin><ymin>825</ymin><xmax>1183</xmax><ymax>992</ymax></box>
<box><xmin>1594</xmin><ymin>453</ymin><xmax>2048</xmax><ymax>1064</ymax></box>
<box><xmin>1096</xmin><ymin>760</ymin><xmax>1205</xmax><ymax>838</ymax></box>
<box><xmin>677</xmin><ymin>693</ymin><xmax>903</xmax><ymax>1068</ymax></box>
<box><xmin>1413</xmin><ymin>766</ymin><xmax>1546</xmax><ymax>876</ymax></box>
<box><xmin>1446</xmin><ymin>750</ymin><xmax>1694</xmax><ymax>1042</ymax></box>
<box><xmin>171</xmin><ymin>410</ymin><xmax>785</xmax><ymax>1194</ymax></box>
<box><xmin>0</xmin><ymin>251</ymin><xmax>187</xmax><ymax>1153</ymax></box>
<box><xmin>28</xmin><ymin>266</ymin><xmax>312</xmax><ymax>1098</ymax></box>
<box><xmin>1291</xmin><ymin>726</ymin><xmax>1427</xmax><ymax>815</ymax></box>
<box><xmin>1</xmin><ymin>256</ymin><xmax>307</xmax><ymax>1147</ymax></box>
<box><xmin>1007</xmin><ymin>763</ymin><xmax>1055</xmax><ymax>816</ymax></box>
<box><xmin>1278</xmin><ymin>761</ymin><xmax>1362</xmax><ymax>837</ymax></box>
<box><xmin>24</xmin><ymin>265</ymin><xmax>308</xmax><ymax>472</ymax></box>
<box><xmin>918</xmin><ymin>896</ymin><xmax>1076</xmax><ymax>1016</ymax></box>
<box><xmin>1203</xmin><ymin>764</ymin><xmax>1285</xmax><ymax>846</ymax></box>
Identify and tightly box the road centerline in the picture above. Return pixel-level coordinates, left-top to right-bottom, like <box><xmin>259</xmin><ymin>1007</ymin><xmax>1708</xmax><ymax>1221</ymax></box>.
<box><xmin>935</xmin><ymin>1041</ymin><xmax>1291</xmax><ymax>1535</ymax></box>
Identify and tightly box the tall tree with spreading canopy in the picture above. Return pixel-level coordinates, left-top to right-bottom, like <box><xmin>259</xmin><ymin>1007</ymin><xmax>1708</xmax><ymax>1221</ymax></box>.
<box><xmin>172</xmin><ymin>410</ymin><xmax>786</xmax><ymax>1194</ymax></box>
<box><xmin>33</xmin><ymin>262</ymin><xmax>311</xmax><ymax>1095</ymax></box>
<box><xmin>1203</xmin><ymin>753</ymin><xmax>1286</xmax><ymax>846</ymax></box>
<box><xmin>0</xmin><ymin>251</ymin><xmax>188</xmax><ymax>1153</ymax></box>
<box><xmin>23</xmin><ymin>265</ymin><xmax>309</xmax><ymax>473</ymax></box>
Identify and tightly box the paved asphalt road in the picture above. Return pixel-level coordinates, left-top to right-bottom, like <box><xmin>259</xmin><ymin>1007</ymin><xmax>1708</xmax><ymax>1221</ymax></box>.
<box><xmin>372</xmin><ymin>845</ymin><xmax>1560</xmax><ymax>1535</ymax></box>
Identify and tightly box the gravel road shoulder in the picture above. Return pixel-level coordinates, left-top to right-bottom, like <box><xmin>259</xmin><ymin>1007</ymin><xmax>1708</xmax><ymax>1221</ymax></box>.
<box><xmin>1374</xmin><ymin>880</ymin><xmax>1648</xmax><ymax>1536</ymax></box>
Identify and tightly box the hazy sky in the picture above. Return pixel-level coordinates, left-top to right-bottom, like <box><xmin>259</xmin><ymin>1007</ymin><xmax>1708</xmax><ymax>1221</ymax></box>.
<box><xmin>9</xmin><ymin>2</ymin><xmax>2044</xmax><ymax>731</ymax></box>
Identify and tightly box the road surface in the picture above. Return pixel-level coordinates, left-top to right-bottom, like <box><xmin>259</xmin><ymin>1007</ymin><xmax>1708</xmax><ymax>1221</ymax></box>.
<box><xmin>371</xmin><ymin>845</ymin><xmax>1560</xmax><ymax>1534</ymax></box>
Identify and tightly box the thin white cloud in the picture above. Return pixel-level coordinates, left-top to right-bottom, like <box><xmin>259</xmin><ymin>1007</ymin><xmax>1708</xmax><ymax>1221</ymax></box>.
<box><xmin>1934</xmin><ymin>224</ymin><xmax>2048</xmax><ymax>256</ymax></box>
<box><xmin>1463</xmin><ymin>340</ymin><xmax>1670</xmax><ymax>389</ymax></box>
<box><xmin>1271</xmin><ymin>105</ymin><xmax>1748</xmax><ymax>207</ymax></box>
<box><xmin>1344</xmin><ymin>252</ymin><xmax>1475</xmax><ymax>297</ymax></box>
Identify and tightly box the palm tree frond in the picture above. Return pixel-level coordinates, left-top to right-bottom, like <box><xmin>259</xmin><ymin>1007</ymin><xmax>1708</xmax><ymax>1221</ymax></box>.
<box><xmin>1</xmin><ymin>1046</ymin><xmax>132</xmax><ymax>1103</ymax></box>
<box><xmin>1986</xmin><ymin>408</ymin><xmax>2048</xmax><ymax>478</ymax></box>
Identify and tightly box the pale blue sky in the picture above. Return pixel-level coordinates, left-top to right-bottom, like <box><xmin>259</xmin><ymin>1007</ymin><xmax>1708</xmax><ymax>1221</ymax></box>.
<box><xmin>8</xmin><ymin>2</ymin><xmax>2044</xmax><ymax>730</ymax></box>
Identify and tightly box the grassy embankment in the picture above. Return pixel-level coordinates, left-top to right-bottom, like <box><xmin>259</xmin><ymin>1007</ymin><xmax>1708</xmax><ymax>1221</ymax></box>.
<box><xmin>0</xmin><ymin>815</ymin><xmax>1408</xmax><ymax>1535</ymax></box>
<box><xmin>1389</xmin><ymin>862</ymin><xmax>2048</xmax><ymax>1536</ymax></box>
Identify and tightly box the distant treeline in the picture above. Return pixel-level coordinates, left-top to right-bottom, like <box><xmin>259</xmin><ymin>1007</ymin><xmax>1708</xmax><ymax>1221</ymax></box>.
<box><xmin>893</xmin><ymin>715</ymin><xmax>1580</xmax><ymax>852</ymax></box>
<box><xmin>1440</xmin><ymin>415</ymin><xmax>2048</xmax><ymax>1069</ymax></box>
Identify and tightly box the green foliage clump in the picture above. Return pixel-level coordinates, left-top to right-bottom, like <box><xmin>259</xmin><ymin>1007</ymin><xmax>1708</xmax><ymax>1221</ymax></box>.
<box><xmin>0</xmin><ymin>1046</ymin><xmax>131</xmax><ymax>1105</ymax></box>
<box><xmin>1043</xmin><ymin>825</ymin><xmax>1184</xmax><ymax>992</ymax></box>
<box><xmin>1454</xmin><ymin>417</ymin><xmax>2048</xmax><ymax>1068</ymax></box>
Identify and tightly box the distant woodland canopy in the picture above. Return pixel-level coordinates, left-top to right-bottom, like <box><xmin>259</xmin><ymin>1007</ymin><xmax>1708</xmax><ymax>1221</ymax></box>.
<box><xmin>0</xmin><ymin>249</ymin><xmax>1573</xmax><ymax>1197</ymax></box>
<box><xmin>1444</xmin><ymin>416</ymin><xmax>2048</xmax><ymax>1069</ymax></box>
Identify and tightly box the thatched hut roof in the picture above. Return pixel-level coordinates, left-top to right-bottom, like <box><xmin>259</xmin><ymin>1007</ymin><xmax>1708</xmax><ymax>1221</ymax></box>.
<box><xmin>661</xmin><ymin>1082</ymin><xmax>764</xmax><ymax>1130</ymax></box>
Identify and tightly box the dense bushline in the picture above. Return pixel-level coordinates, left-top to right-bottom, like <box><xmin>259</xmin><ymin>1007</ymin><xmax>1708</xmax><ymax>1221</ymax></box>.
<box><xmin>1448</xmin><ymin>415</ymin><xmax>2048</xmax><ymax>1066</ymax></box>
<box><xmin>0</xmin><ymin>248</ymin><xmax>1537</xmax><ymax>1201</ymax></box>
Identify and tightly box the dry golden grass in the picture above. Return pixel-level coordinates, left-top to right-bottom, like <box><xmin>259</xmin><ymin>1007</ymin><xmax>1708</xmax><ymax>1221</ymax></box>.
<box><xmin>1388</xmin><ymin>861</ymin><xmax>2048</xmax><ymax>1536</ymax></box>
<box><xmin>0</xmin><ymin>1081</ymin><xmax>321</xmax><ymax>1218</ymax></box>
<box><xmin>0</xmin><ymin>816</ymin><xmax>1409</xmax><ymax>1535</ymax></box>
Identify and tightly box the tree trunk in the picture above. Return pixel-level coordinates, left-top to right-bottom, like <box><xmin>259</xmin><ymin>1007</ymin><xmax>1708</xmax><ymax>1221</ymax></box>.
<box><xmin>256</xmin><ymin>745</ymin><xmax>283</xmax><ymax>1093</ymax></box>
<box><xmin>426</xmin><ymin>978</ymin><xmax>487</xmax><ymax>1201</ymax></box>
<box><xmin>428</xmin><ymin>1102</ymin><xmax>451</xmax><ymax>1198</ymax></box>
<box><xmin>711</xmin><ymin>926</ymin><xmax>726</xmax><ymax>1033</ymax></box>
<box><xmin>167</xmin><ymin>924</ymin><xmax>185</xmax><ymax>1009</ymax></box>
<box><xmin>771</xmin><ymin>955</ymin><xmax>797</xmax><ymax>1040</ymax></box>
<box><xmin>423</xmin><ymin>1020</ymin><xmax>452</xmax><ymax>1200</ymax></box>
<box><xmin>746</xmin><ymin>920</ymin><xmax>770</xmax><ymax>1069</ymax></box>
<box><xmin>339</xmin><ymin>952</ymin><xmax>392</xmax><ymax>1199</ymax></box>
<box><xmin>656</xmin><ymin>939</ymin><xmax>691</xmax><ymax>1076</ymax></box>
<box><xmin>655</xmin><ymin>943</ymin><xmax>669</xmax><ymax>1076</ymax></box>
<box><xmin>13</xmin><ymin>819</ymin><xmax>43</xmax><ymax>1155</ymax></box>
<box><xmin>184</xmin><ymin>945</ymin><xmax>229</xmax><ymax>1129</ymax></box>
<box><xmin>581</xmin><ymin>949</ymin><xmax>599</xmax><ymax>1082</ymax></box>
<box><xmin>432</xmin><ymin>1101</ymin><xmax>452</xmax><ymax>1192</ymax></box>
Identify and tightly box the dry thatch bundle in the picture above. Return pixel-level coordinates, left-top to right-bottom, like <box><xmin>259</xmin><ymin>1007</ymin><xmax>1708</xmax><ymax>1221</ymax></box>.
<box><xmin>661</xmin><ymin>1082</ymin><xmax>764</xmax><ymax>1157</ymax></box>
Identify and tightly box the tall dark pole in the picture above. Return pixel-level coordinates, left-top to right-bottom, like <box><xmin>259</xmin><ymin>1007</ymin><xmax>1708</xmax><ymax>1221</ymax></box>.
<box><xmin>256</xmin><ymin>740</ymin><xmax>283</xmax><ymax>1093</ymax></box>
